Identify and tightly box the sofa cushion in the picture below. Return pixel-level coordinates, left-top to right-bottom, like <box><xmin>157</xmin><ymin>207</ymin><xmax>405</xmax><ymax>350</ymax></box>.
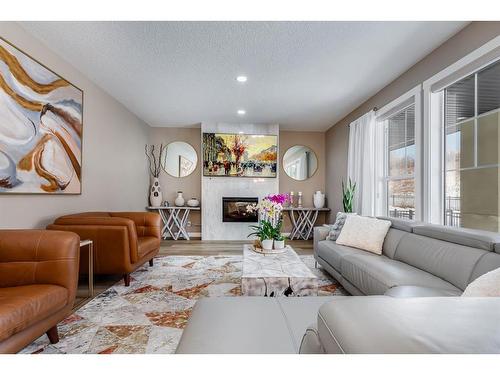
<box><xmin>340</xmin><ymin>253</ymin><xmax>460</xmax><ymax>295</ymax></box>
<box><xmin>277</xmin><ymin>296</ymin><xmax>336</xmax><ymax>350</ymax></box>
<box><xmin>336</xmin><ymin>216</ymin><xmax>391</xmax><ymax>255</ymax></box>
<box><xmin>176</xmin><ymin>297</ymin><xmax>295</xmax><ymax>353</ymax></box>
<box><xmin>317</xmin><ymin>296</ymin><xmax>500</xmax><ymax>353</ymax></box>
<box><xmin>316</xmin><ymin>240</ymin><xmax>377</xmax><ymax>272</ymax></box>
<box><xmin>0</xmin><ymin>284</ymin><xmax>68</xmax><ymax>342</ymax></box>
<box><xmin>394</xmin><ymin>233</ymin><xmax>486</xmax><ymax>290</ymax></box>
<box><xmin>382</xmin><ymin>228</ymin><xmax>408</xmax><ymax>259</ymax></box>
<box><xmin>377</xmin><ymin>216</ymin><xmax>422</xmax><ymax>233</ymax></box>
<box><xmin>176</xmin><ymin>296</ymin><xmax>336</xmax><ymax>354</ymax></box>
<box><xmin>326</xmin><ymin>212</ymin><xmax>356</xmax><ymax>241</ymax></box>
<box><xmin>413</xmin><ymin>224</ymin><xmax>500</xmax><ymax>251</ymax></box>
<box><xmin>469</xmin><ymin>252</ymin><xmax>500</xmax><ymax>283</ymax></box>
<box><xmin>299</xmin><ymin>324</ymin><xmax>325</xmax><ymax>354</ymax></box>
<box><xmin>462</xmin><ymin>267</ymin><xmax>500</xmax><ymax>297</ymax></box>
<box><xmin>384</xmin><ymin>286</ymin><xmax>461</xmax><ymax>298</ymax></box>
<box><xmin>138</xmin><ymin>237</ymin><xmax>160</xmax><ymax>258</ymax></box>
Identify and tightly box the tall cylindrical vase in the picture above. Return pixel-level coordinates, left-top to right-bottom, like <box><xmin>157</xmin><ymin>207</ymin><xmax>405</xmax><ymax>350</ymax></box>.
<box><xmin>150</xmin><ymin>177</ymin><xmax>162</xmax><ymax>207</ymax></box>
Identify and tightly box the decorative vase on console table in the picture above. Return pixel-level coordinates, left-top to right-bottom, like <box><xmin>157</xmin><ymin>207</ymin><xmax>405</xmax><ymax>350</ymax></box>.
<box><xmin>187</xmin><ymin>198</ymin><xmax>200</xmax><ymax>207</ymax></box>
<box><xmin>313</xmin><ymin>191</ymin><xmax>325</xmax><ymax>208</ymax></box>
<box><xmin>150</xmin><ymin>177</ymin><xmax>163</xmax><ymax>207</ymax></box>
<box><xmin>145</xmin><ymin>144</ymin><xmax>164</xmax><ymax>207</ymax></box>
<box><xmin>175</xmin><ymin>191</ymin><xmax>185</xmax><ymax>206</ymax></box>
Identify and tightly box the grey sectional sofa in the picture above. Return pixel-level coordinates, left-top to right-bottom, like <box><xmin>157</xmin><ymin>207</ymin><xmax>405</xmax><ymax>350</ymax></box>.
<box><xmin>176</xmin><ymin>217</ymin><xmax>500</xmax><ymax>354</ymax></box>
<box><xmin>314</xmin><ymin>216</ymin><xmax>500</xmax><ymax>297</ymax></box>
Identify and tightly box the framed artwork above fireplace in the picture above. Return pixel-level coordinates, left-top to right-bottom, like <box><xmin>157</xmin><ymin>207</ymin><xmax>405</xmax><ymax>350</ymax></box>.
<box><xmin>202</xmin><ymin>132</ymin><xmax>277</xmax><ymax>178</ymax></box>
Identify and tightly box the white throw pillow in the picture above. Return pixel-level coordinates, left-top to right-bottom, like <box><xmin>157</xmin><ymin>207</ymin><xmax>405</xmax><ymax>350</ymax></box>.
<box><xmin>335</xmin><ymin>215</ymin><xmax>391</xmax><ymax>255</ymax></box>
<box><xmin>326</xmin><ymin>212</ymin><xmax>357</xmax><ymax>241</ymax></box>
<box><xmin>462</xmin><ymin>267</ymin><xmax>500</xmax><ymax>297</ymax></box>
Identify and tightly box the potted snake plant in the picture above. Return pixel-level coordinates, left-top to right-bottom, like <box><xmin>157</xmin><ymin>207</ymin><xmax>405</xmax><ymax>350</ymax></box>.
<box><xmin>342</xmin><ymin>178</ymin><xmax>357</xmax><ymax>213</ymax></box>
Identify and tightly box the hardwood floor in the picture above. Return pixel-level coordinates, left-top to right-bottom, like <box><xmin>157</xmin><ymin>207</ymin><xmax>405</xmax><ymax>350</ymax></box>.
<box><xmin>73</xmin><ymin>239</ymin><xmax>314</xmax><ymax>309</ymax></box>
<box><xmin>158</xmin><ymin>239</ymin><xmax>314</xmax><ymax>256</ymax></box>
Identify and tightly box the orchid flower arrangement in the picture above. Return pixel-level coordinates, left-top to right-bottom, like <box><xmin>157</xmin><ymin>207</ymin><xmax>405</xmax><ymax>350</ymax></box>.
<box><xmin>246</xmin><ymin>193</ymin><xmax>289</xmax><ymax>241</ymax></box>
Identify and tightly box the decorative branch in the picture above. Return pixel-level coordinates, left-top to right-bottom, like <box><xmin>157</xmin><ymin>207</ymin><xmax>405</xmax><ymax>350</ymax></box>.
<box><xmin>145</xmin><ymin>144</ymin><xmax>164</xmax><ymax>178</ymax></box>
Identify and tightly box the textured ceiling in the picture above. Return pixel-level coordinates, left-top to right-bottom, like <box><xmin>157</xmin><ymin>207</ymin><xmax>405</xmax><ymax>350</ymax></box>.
<box><xmin>19</xmin><ymin>21</ymin><xmax>467</xmax><ymax>130</ymax></box>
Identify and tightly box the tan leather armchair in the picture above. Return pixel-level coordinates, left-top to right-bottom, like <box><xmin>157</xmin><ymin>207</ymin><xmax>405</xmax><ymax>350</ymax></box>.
<box><xmin>0</xmin><ymin>230</ymin><xmax>80</xmax><ymax>354</ymax></box>
<box><xmin>47</xmin><ymin>212</ymin><xmax>161</xmax><ymax>286</ymax></box>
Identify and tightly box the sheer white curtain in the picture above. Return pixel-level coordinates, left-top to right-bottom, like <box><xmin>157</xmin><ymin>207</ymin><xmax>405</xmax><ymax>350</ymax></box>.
<box><xmin>347</xmin><ymin>110</ymin><xmax>383</xmax><ymax>216</ymax></box>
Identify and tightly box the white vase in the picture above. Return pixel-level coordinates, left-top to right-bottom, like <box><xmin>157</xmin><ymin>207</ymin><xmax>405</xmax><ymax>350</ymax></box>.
<box><xmin>261</xmin><ymin>239</ymin><xmax>274</xmax><ymax>251</ymax></box>
<box><xmin>187</xmin><ymin>198</ymin><xmax>200</xmax><ymax>207</ymax></box>
<box><xmin>174</xmin><ymin>191</ymin><xmax>185</xmax><ymax>206</ymax></box>
<box><xmin>313</xmin><ymin>191</ymin><xmax>325</xmax><ymax>208</ymax></box>
<box><xmin>150</xmin><ymin>177</ymin><xmax>162</xmax><ymax>207</ymax></box>
<box><xmin>274</xmin><ymin>239</ymin><xmax>285</xmax><ymax>250</ymax></box>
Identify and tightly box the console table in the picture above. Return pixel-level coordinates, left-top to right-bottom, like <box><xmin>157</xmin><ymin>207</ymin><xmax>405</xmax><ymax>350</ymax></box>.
<box><xmin>148</xmin><ymin>206</ymin><xmax>200</xmax><ymax>240</ymax></box>
<box><xmin>283</xmin><ymin>207</ymin><xmax>330</xmax><ymax>240</ymax></box>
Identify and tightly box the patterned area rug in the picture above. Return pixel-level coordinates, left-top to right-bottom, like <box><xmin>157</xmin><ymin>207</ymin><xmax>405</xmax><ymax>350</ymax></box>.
<box><xmin>20</xmin><ymin>255</ymin><xmax>346</xmax><ymax>354</ymax></box>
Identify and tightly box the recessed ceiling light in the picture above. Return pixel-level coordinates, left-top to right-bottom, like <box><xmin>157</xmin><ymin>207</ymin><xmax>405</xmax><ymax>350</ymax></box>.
<box><xmin>236</xmin><ymin>75</ymin><xmax>248</xmax><ymax>83</ymax></box>
<box><xmin>237</xmin><ymin>109</ymin><xmax>246</xmax><ymax>116</ymax></box>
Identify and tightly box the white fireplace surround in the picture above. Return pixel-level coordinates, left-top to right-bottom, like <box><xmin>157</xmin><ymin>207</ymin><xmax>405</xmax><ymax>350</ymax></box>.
<box><xmin>201</xmin><ymin>123</ymin><xmax>279</xmax><ymax>240</ymax></box>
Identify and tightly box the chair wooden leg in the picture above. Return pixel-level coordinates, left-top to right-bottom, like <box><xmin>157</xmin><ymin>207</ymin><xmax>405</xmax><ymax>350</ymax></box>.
<box><xmin>123</xmin><ymin>274</ymin><xmax>130</xmax><ymax>286</ymax></box>
<box><xmin>149</xmin><ymin>259</ymin><xmax>154</xmax><ymax>267</ymax></box>
<box><xmin>46</xmin><ymin>325</ymin><xmax>59</xmax><ymax>344</ymax></box>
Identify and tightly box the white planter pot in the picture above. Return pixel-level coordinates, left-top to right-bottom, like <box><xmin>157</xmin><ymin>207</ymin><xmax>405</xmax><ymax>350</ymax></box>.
<box><xmin>313</xmin><ymin>191</ymin><xmax>325</xmax><ymax>208</ymax></box>
<box><xmin>150</xmin><ymin>177</ymin><xmax>162</xmax><ymax>207</ymax></box>
<box><xmin>274</xmin><ymin>240</ymin><xmax>285</xmax><ymax>250</ymax></box>
<box><xmin>261</xmin><ymin>239</ymin><xmax>274</xmax><ymax>251</ymax></box>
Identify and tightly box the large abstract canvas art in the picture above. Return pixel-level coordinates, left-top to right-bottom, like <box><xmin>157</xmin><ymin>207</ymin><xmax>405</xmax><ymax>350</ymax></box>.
<box><xmin>203</xmin><ymin>133</ymin><xmax>277</xmax><ymax>177</ymax></box>
<box><xmin>0</xmin><ymin>37</ymin><xmax>83</xmax><ymax>194</ymax></box>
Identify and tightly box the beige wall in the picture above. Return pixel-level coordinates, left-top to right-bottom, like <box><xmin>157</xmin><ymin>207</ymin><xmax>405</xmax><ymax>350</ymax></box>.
<box><xmin>0</xmin><ymin>22</ymin><xmax>150</xmax><ymax>229</ymax></box>
<box><xmin>279</xmin><ymin>131</ymin><xmax>326</xmax><ymax>206</ymax></box>
<box><xmin>325</xmin><ymin>21</ymin><xmax>500</xmax><ymax>221</ymax></box>
<box><xmin>279</xmin><ymin>130</ymin><xmax>327</xmax><ymax>231</ymax></box>
<box><xmin>147</xmin><ymin>126</ymin><xmax>202</xmax><ymax>231</ymax></box>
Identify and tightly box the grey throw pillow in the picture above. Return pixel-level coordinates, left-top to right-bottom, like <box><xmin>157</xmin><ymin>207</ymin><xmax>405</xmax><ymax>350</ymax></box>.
<box><xmin>326</xmin><ymin>212</ymin><xmax>355</xmax><ymax>241</ymax></box>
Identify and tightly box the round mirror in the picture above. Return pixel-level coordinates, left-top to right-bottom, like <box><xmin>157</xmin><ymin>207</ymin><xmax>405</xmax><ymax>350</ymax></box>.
<box><xmin>161</xmin><ymin>141</ymin><xmax>198</xmax><ymax>177</ymax></box>
<box><xmin>283</xmin><ymin>145</ymin><xmax>318</xmax><ymax>181</ymax></box>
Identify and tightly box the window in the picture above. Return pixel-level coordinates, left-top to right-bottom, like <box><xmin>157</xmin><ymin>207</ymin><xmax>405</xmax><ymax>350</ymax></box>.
<box><xmin>443</xmin><ymin>60</ymin><xmax>500</xmax><ymax>231</ymax></box>
<box><xmin>385</xmin><ymin>104</ymin><xmax>416</xmax><ymax>219</ymax></box>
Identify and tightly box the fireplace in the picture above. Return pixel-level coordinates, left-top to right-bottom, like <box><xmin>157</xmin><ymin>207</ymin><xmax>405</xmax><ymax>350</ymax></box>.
<box><xmin>222</xmin><ymin>197</ymin><xmax>258</xmax><ymax>222</ymax></box>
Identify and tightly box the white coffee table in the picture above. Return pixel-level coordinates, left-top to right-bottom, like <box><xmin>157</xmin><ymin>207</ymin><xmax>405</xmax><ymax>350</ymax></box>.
<box><xmin>241</xmin><ymin>244</ymin><xmax>318</xmax><ymax>297</ymax></box>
